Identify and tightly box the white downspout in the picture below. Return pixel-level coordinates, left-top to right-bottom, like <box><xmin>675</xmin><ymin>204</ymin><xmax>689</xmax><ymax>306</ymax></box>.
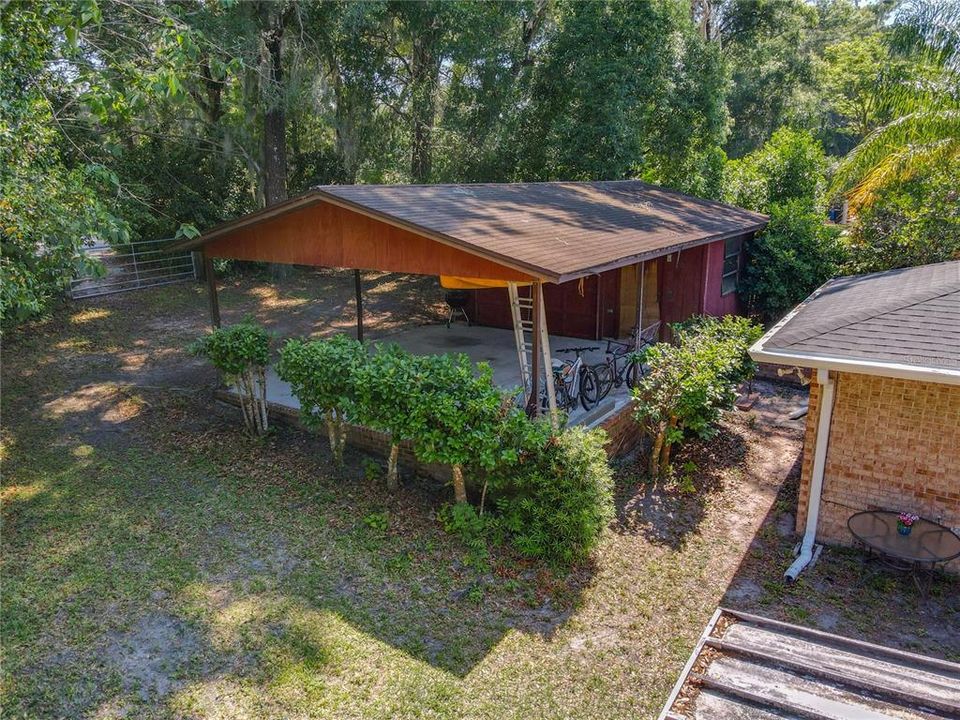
<box><xmin>785</xmin><ymin>367</ymin><xmax>835</xmax><ymax>582</ymax></box>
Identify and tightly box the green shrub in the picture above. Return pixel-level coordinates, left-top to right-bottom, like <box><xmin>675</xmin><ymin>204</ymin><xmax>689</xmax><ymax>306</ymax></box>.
<box><xmin>354</xmin><ymin>344</ymin><xmax>422</xmax><ymax>490</ymax></box>
<box><xmin>672</xmin><ymin>315</ymin><xmax>764</xmax><ymax>390</ymax></box>
<box><xmin>429</xmin><ymin>403</ymin><xmax>614</xmax><ymax>568</ymax></box>
<box><xmin>438</xmin><ymin>502</ymin><xmax>491</xmax><ymax>568</ymax></box>
<box><xmin>492</xmin><ymin>426</ymin><xmax>614</xmax><ymax>566</ymax></box>
<box><xmin>276</xmin><ymin>334</ymin><xmax>367</xmax><ymax>465</ymax></box>
<box><xmin>633</xmin><ymin>315</ymin><xmax>763</xmax><ymax>479</ymax></box>
<box><xmin>843</xmin><ymin>161</ymin><xmax>960</xmax><ymax>275</ymax></box>
<box><xmin>724</xmin><ymin>127</ymin><xmax>828</xmax><ymax>214</ymax></box>
<box><xmin>405</xmin><ymin>353</ymin><xmax>507</xmax><ymax>504</ymax></box>
<box><xmin>190</xmin><ymin>322</ymin><xmax>271</xmax><ymax>435</ymax></box>
<box><xmin>741</xmin><ymin>200</ymin><xmax>846</xmax><ymax>322</ymax></box>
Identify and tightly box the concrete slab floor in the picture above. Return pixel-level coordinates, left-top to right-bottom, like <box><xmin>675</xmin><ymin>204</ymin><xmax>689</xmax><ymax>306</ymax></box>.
<box><xmin>253</xmin><ymin>322</ymin><xmax>634</xmax><ymax>425</ymax></box>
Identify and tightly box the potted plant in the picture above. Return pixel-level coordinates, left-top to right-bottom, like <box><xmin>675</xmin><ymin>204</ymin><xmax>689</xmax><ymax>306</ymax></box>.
<box><xmin>897</xmin><ymin>512</ymin><xmax>919</xmax><ymax>536</ymax></box>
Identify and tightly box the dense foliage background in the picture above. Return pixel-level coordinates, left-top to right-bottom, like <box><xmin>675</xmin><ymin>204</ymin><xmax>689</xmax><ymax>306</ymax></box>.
<box><xmin>3</xmin><ymin>0</ymin><xmax>958</xmax><ymax>323</ymax></box>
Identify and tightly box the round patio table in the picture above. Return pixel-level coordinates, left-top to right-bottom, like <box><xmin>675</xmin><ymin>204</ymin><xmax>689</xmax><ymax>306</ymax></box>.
<box><xmin>847</xmin><ymin>511</ymin><xmax>960</xmax><ymax>593</ymax></box>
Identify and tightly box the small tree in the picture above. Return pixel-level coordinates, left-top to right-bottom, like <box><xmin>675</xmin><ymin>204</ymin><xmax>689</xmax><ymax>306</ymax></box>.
<box><xmin>408</xmin><ymin>354</ymin><xmax>505</xmax><ymax>504</ymax></box>
<box><xmin>191</xmin><ymin>322</ymin><xmax>271</xmax><ymax>435</ymax></box>
<box><xmin>276</xmin><ymin>334</ymin><xmax>366</xmax><ymax>466</ymax></box>
<box><xmin>633</xmin><ymin>316</ymin><xmax>762</xmax><ymax>479</ymax></box>
<box><xmin>354</xmin><ymin>344</ymin><xmax>421</xmax><ymax>490</ymax></box>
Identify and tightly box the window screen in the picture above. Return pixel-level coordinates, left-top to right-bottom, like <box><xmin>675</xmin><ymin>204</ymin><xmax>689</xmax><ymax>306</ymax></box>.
<box><xmin>721</xmin><ymin>237</ymin><xmax>742</xmax><ymax>295</ymax></box>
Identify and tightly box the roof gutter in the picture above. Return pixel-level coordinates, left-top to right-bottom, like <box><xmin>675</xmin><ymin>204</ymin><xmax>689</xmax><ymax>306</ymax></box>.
<box><xmin>748</xmin><ymin>275</ymin><xmax>960</xmax><ymax>386</ymax></box>
<box><xmin>749</xmin><ymin>345</ymin><xmax>960</xmax><ymax>386</ymax></box>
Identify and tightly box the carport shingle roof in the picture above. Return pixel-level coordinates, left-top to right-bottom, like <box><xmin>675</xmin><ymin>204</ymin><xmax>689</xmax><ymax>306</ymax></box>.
<box><xmin>761</xmin><ymin>261</ymin><xmax>960</xmax><ymax>371</ymax></box>
<box><xmin>319</xmin><ymin>181</ymin><xmax>767</xmax><ymax>280</ymax></box>
<box><xmin>179</xmin><ymin>180</ymin><xmax>767</xmax><ymax>282</ymax></box>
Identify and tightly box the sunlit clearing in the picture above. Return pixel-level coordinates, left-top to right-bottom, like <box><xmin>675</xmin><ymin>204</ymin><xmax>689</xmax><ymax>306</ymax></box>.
<box><xmin>70</xmin><ymin>308</ymin><xmax>111</xmax><ymax>324</ymax></box>
<box><xmin>0</xmin><ymin>481</ymin><xmax>47</xmax><ymax>503</ymax></box>
<box><xmin>171</xmin><ymin>596</ymin><xmax>458</xmax><ymax>718</ymax></box>
<box><xmin>249</xmin><ymin>286</ymin><xmax>309</xmax><ymax>310</ymax></box>
<box><xmin>54</xmin><ymin>337</ymin><xmax>93</xmax><ymax>351</ymax></box>
<box><xmin>42</xmin><ymin>384</ymin><xmax>144</xmax><ymax>424</ymax></box>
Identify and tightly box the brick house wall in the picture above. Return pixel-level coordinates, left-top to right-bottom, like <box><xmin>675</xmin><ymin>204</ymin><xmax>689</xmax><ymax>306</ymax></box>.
<box><xmin>797</xmin><ymin>372</ymin><xmax>960</xmax><ymax>572</ymax></box>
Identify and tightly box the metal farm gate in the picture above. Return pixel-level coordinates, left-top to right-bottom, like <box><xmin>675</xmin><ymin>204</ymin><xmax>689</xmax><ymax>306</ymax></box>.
<box><xmin>70</xmin><ymin>239</ymin><xmax>198</xmax><ymax>300</ymax></box>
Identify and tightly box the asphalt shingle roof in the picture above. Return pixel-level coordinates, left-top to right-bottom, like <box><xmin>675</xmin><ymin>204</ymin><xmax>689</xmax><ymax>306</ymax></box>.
<box><xmin>177</xmin><ymin>181</ymin><xmax>768</xmax><ymax>282</ymax></box>
<box><xmin>319</xmin><ymin>181</ymin><xmax>767</xmax><ymax>280</ymax></box>
<box><xmin>762</xmin><ymin>261</ymin><xmax>960</xmax><ymax>371</ymax></box>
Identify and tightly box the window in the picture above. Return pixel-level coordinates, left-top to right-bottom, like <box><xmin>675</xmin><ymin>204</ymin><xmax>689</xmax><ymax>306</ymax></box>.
<box><xmin>721</xmin><ymin>237</ymin><xmax>742</xmax><ymax>295</ymax></box>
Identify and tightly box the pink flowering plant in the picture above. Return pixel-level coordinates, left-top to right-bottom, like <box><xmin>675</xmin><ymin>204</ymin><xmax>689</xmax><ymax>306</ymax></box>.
<box><xmin>898</xmin><ymin>512</ymin><xmax>919</xmax><ymax>527</ymax></box>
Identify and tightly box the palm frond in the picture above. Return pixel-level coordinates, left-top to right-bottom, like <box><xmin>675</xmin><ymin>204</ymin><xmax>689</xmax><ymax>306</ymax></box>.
<box><xmin>846</xmin><ymin>135</ymin><xmax>960</xmax><ymax>208</ymax></box>
<box><xmin>890</xmin><ymin>0</ymin><xmax>960</xmax><ymax>72</ymax></box>
<box><xmin>831</xmin><ymin>108</ymin><xmax>960</xmax><ymax>206</ymax></box>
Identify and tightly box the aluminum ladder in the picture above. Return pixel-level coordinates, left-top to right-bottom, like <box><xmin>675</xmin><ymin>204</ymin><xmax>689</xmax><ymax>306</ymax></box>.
<box><xmin>508</xmin><ymin>282</ymin><xmax>557</xmax><ymax>418</ymax></box>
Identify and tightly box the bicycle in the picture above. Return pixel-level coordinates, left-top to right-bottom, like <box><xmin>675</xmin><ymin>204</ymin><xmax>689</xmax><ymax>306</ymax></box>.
<box><xmin>545</xmin><ymin>346</ymin><xmax>601</xmax><ymax>412</ymax></box>
<box><xmin>592</xmin><ymin>339</ymin><xmax>644</xmax><ymax>400</ymax></box>
<box><xmin>592</xmin><ymin>322</ymin><xmax>660</xmax><ymax>400</ymax></box>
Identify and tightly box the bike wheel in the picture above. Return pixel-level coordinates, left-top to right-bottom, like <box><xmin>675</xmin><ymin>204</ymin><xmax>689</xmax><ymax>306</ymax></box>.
<box><xmin>540</xmin><ymin>373</ymin><xmax>571</xmax><ymax>412</ymax></box>
<box><xmin>579</xmin><ymin>366</ymin><xmax>601</xmax><ymax>411</ymax></box>
<box><xmin>592</xmin><ymin>363</ymin><xmax>614</xmax><ymax>399</ymax></box>
<box><xmin>626</xmin><ymin>357</ymin><xmax>643</xmax><ymax>388</ymax></box>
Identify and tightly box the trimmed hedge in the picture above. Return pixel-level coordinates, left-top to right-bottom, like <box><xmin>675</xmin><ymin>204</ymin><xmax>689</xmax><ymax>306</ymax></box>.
<box><xmin>272</xmin><ymin>336</ymin><xmax>616</xmax><ymax>567</ymax></box>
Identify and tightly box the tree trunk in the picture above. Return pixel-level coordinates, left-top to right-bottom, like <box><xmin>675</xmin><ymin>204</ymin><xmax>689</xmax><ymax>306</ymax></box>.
<box><xmin>237</xmin><ymin>374</ymin><xmax>253</xmax><ymax>433</ymax></box>
<box><xmin>332</xmin><ymin>72</ymin><xmax>359</xmax><ymax>183</ymax></box>
<box><xmin>256</xmin><ymin>366</ymin><xmax>269</xmax><ymax>433</ymax></box>
<box><xmin>325</xmin><ymin>409</ymin><xmax>341</xmax><ymax>465</ymax></box>
<box><xmin>337</xmin><ymin>413</ymin><xmax>348</xmax><ymax>466</ymax></box>
<box><xmin>648</xmin><ymin>423</ymin><xmax>665</xmax><ymax>479</ymax></box>
<box><xmin>479</xmin><ymin>478</ymin><xmax>489</xmax><ymax>516</ymax></box>
<box><xmin>386</xmin><ymin>443</ymin><xmax>399</xmax><ymax>491</ymax></box>
<box><xmin>659</xmin><ymin>437</ymin><xmax>672</xmax><ymax>476</ymax></box>
<box><xmin>659</xmin><ymin>415</ymin><xmax>678</xmax><ymax>475</ymax></box>
<box><xmin>409</xmin><ymin>28</ymin><xmax>440</xmax><ymax>184</ymax></box>
<box><xmin>260</xmin><ymin>1</ymin><xmax>291</xmax><ymax>282</ymax></box>
<box><xmin>452</xmin><ymin>464</ymin><xmax>467</xmax><ymax>504</ymax></box>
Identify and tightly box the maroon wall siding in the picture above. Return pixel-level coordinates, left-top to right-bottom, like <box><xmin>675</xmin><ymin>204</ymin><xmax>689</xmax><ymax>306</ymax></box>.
<box><xmin>467</xmin><ymin>234</ymin><xmax>751</xmax><ymax>340</ymax></box>
<box><xmin>658</xmin><ymin>244</ymin><xmax>706</xmax><ymax>329</ymax></box>
<box><xmin>658</xmin><ymin>237</ymin><xmax>745</xmax><ymax>332</ymax></box>
<box><xmin>468</xmin><ymin>269</ymin><xmax>620</xmax><ymax>340</ymax></box>
<box><xmin>701</xmin><ymin>237</ymin><xmax>744</xmax><ymax>316</ymax></box>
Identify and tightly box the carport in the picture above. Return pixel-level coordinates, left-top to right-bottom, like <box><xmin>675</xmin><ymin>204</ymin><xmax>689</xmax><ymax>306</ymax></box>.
<box><xmin>171</xmin><ymin>180</ymin><xmax>767</xmax><ymax>420</ymax></box>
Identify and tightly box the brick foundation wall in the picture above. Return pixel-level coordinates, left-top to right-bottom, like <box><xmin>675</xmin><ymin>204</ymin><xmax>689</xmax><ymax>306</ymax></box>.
<box><xmin>797</xmin><ymin>372</ymin><xmax>960</xmax><ymax>573</ymax></box>
<box><xmin>598</xmin><ymin>400</ymin><xmax>641</xmax><ymax>458</ymax></box>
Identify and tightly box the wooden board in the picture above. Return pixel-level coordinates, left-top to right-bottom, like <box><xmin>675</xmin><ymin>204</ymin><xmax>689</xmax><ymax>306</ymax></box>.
<box><xmin>660</xmin><ymin>608</ymin><xmax>960</xmax><ymax>720</ymax></box>
<box><xmin>204</xmin><ymin>200</ymin><xmax>536</xmax><ymax>282</ymax></box>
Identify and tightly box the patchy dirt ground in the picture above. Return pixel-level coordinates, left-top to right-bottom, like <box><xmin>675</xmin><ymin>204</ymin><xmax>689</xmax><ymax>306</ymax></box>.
<box><xmin>3</xmin><ymin>271</ymin><xmax>957</xmax><ymax>720</ymax></box>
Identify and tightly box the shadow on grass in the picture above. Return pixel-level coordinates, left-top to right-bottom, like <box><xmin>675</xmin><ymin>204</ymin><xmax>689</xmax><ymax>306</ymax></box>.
<box><xmin>611</xmin><ymin>421</ymin><xmax>750</xmax><ymax>551</ymax></box>
<box><xmin>0</xmin><ymin>267</ymin><xmax>563</xmax><ymax>717</ymax></box>
<box><xmin>2</xmin><ymin>392</ymin><xmax>592</xmax><ymax>718</ymax></box>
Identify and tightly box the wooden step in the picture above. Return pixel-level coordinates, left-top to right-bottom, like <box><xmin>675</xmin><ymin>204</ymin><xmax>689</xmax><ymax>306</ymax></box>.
<box><xmin>697</xmin><ymin>655</ymin><xmax>947</xmax><ymax>720</ymax></box>
<box><xmin>691</xmin><ymin>688</ymin><xmax>804</xmax><ymax>719</ymax></box>
<box><xmin>716</xmin><ymin>619</ymin><xmax>960</xmax><ymax>714</ymax></box>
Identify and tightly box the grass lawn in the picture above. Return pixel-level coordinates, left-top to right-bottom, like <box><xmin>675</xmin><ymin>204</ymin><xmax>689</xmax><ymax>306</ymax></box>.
<box><xmin>3</xmin><ymin>271</ymin><xmax>957</xmax><ymax>719</ymax></box>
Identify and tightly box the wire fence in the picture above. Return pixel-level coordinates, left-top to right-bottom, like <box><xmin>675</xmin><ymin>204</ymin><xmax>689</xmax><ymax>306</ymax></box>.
<box><xmin>70</xmin><ymin>238</ymin><xmax>198</xmax><ymax>300</ymax></box>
